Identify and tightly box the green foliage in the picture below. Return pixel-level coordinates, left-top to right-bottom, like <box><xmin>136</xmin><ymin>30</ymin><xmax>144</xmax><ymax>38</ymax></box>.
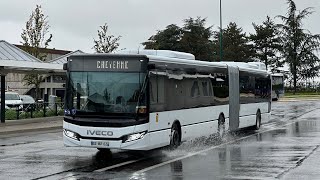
<box><xmin>5</xmin><ymin>110</ymin><xmax>17</xmax><ymax>120</ymax></box>
<box><xmin>213</xmin><ymin>22</ymin><xmax>254</xmax><ymax>62</ymax></box>
<box><xmin>143</xmin><ymin>17</ymin><xmax>214</xmax><ymax>61</ymax></box>
<box><xmin>22</xmin><ymin>73</ymin><xmax>44</xmax><ymax>100</ymax></box>
<box><xmin>21</xmin><ymin>5</ymin><xmax>52</xmax><ymax>60</ymax></box>
<box><xmin>180</xmin><ymin>17</ymin><xmax>214</xmax><ymax>61</ymax></box>
<box><xmin>250</xmin><ymin>16</ymin><xmax>282</xmax><ymax>71</ymax></box>
<box><xmin>276</xmin><ymin>0</ymin><xmax>320</xmax><ymax>93</ymax></box>
<box><xmin>5</xmin><ymin>105</ymin><xmax>64</xmax><ymax>120</ymax></box>
<box><xmin>93</xmin><ymin>23</ymin><xmax>121</xmax><ymax>53</ymax></box>
<box><xmin>20</xmin><ymin>5</ymin><xmax>52</xmax><ymax>100</ymax></box>
<box><xmin>143</xmin><ymin>24</ymin><xmax>183</xmax><ymax>51</ymax></box>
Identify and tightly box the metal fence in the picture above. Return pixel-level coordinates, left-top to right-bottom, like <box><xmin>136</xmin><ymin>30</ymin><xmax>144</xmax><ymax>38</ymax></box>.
<box><xmin>5</xmin><ymin>102</ymin><xmax>64</xmax><ymax>120</ymax></box>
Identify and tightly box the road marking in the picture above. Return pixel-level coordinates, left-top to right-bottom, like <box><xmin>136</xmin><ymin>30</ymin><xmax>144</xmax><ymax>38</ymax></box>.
<box><xmin>94</xmin><ymin>158</ymin><xmax>146</xmax><ymax>172</ymax></box>
<box><xmin>135</xmin><ymin>108</ymin><xmax>320</xmax><ymax>174</ymax></box>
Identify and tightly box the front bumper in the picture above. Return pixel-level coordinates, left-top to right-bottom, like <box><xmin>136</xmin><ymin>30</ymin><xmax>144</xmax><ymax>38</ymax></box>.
<box><xmin>63</xmin><ymin>121</ymin><xmax>151</xmax><ymax>150</ymax></box>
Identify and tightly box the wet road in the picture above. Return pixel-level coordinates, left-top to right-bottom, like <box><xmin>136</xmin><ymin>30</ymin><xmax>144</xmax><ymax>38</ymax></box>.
<box><xmin>1</xmin><ymin>100</ymin><xmax>320</xmax><ymax>179</ymax></box>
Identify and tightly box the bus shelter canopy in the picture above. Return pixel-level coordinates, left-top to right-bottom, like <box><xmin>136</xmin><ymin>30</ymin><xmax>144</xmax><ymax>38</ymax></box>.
<box><xmin>0</xmin><ymin>40</ymin><xmax>65</xmax><ymax>123</ymax></box>
<box><xmin>0</xmin><ymin>40</ymin><xmax>64</xmax><ymax>74</ymax></box>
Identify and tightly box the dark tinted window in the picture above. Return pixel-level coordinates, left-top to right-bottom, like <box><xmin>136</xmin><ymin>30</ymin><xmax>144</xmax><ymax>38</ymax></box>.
<box><xmin>149</xmin><ymin>71</ymin><xmax>165</xmax><ymax>112</ymax></box>
<box><xmin>212</xmin><ymin>73</ymin><xmax>229</xmax><ymax>105</ymax></box>
<box><xmin>149</xmin><ymin>69</ymin><xmax>229</xmax><ymax>112</ymax></box>
<box><xmin>191</xmin><ymin>81</ymin><xmax>200</xmax><ymax>97</ymax></box>
<box><xmin>202</xmin><ymin>82</ymin><xmax>209</xmax><ymax>96</ymax></box>
<box><xmin>255</xmin><ymin>76</ymin><xmax>271</xmax><ymax>102</ymax></box>
<box><xmin>239</xmin><ymin>75</ymin><xmax>255</xmax><ymax>104</ymax></box>
<box><xmin>239</xmin><ymin>72</ymin><xmax>271</xmax><ymax>104</ymax></box>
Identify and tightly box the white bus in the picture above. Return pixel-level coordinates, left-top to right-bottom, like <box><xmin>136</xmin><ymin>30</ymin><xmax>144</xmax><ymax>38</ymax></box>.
<box><xmin>271</xmin><ymin>73</ymin><xmax>284</xmax><ymax>101</ymax></box>
<box><xmin>63</xmin><ymin>50</ymin><xmax>271</xmax><ymax>151</ymax></box>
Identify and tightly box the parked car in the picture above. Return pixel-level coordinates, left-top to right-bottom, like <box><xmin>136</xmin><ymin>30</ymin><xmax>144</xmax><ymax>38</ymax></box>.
<box><xmin>20</xmin><ymin>95</ymin><xmax>36</xmax><ymax>111</ymax></box>
<box><xmin>0</xmin><ymin>92</ymin><xmax>23</xmax><ymax>110</ymax></box>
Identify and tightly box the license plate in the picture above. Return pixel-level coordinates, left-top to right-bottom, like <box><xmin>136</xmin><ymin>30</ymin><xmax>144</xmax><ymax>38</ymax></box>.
<box><xmin>91</xmin><ymin>141</ymin><xmax>109</xmax><ymax>146</ymax></box>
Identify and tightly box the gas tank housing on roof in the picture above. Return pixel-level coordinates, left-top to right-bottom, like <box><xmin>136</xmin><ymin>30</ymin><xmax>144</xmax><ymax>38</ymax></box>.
<box><xmin>118</xmin><ymin>50</ymin><xmax>195</xmax><ymax>60</ymax></box>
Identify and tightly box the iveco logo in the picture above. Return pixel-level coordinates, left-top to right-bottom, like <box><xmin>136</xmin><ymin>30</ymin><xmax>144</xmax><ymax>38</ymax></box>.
<box><xmin>87</xmin><ymin>130</ymin><xmax>113</xmax><ymax>136</ymax></box>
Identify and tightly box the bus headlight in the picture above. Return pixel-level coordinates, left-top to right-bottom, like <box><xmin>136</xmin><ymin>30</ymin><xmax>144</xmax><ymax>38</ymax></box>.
<box><xmin>64</xmin><ymin>129</ymin><xmax>80</xmax><ymax>141</ymax></box>
<box><xmin>122</xmin><ymin>131</ymin><xmax>147</xmax><ymax>143</ymax></box>
<box><xmin>64</xmin><ymin>109</ymin><xmax>71</xmax><ymax>116</ymax></box>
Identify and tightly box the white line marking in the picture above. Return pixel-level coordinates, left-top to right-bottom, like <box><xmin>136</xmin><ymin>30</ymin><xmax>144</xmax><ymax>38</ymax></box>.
<box><xmin>135</xmin><ymin>108</ymin><xmax>320</xmax><ymax>174</ymax></box>
<box><xmin>94</xmin><ymin>158</ymin><xmax>145</xmax><ymax>172</ymax></box>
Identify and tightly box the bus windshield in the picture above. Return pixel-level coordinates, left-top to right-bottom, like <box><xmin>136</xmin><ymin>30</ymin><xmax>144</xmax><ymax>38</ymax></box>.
<box><xmin>66</xmin><ymin>72</ymin><xmax>147</xmax><ymax>115</ymax></box>
<box><xmin>272</xmin><ymin>75</ymin><xmax>284</xmax><ymax>91</ymax></box>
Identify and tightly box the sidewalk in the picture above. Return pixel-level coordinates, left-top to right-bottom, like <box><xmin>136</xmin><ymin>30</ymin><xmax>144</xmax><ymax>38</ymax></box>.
<box><xmin>279</xmin><ymin>97</ymin><xmax>320</xmax><ymax>102</ymax></box>
<box><xmin>282</xmin><ymin>146</ymin><xmax>320</xmax><ymax>179</ymax></box>
<box><xmin>0</xmin><ymin>116</ymin><xmax>63</xmax><ymax>135</ymax></box>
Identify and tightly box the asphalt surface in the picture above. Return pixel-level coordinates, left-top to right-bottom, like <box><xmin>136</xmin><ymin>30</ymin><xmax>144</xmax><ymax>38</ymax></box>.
<box><xmin>1</xmin><ymin>100</ymin><xmax>320</xmax><ymax>180</ymax></box>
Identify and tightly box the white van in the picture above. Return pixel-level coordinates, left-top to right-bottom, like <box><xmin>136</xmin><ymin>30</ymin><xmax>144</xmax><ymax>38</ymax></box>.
<box><xmin>2</xmin><ymin>92</ymin><xmax>23</xmax><ymax>109</ymax></box>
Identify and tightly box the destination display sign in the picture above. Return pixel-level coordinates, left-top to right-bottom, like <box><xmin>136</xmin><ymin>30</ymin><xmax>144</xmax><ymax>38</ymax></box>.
<box><xmin>96</xmin><ymin>60</ymin><xmax>129</xmax><ymax>70</ymax></box>
<box><xmin>68</xmin><ymin>56</ymin><xmax>148</xmax><ymax>72</ymax></box>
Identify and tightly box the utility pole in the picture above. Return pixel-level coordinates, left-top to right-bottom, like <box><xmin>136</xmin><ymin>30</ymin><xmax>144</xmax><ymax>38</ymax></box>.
<box><xmin>219</xmin><ymin>0</ymin><xmax>223</xmax><ymax>61</ymax></box>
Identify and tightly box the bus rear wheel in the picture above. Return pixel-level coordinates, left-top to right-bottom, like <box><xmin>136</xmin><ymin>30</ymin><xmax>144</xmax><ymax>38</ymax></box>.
<box><xmin>170</xmin><ymin>124</ymin><xmax>181</xmax><ymax>149</ymax></box>
<box><xmin>254</xmin><ymin>111</ymin><xmax>262</xmax><ymax>130</ymax></box>
<box><xmin>217</xmin><ymin>114</ymin><xmax>225</xmax><ymax>138</ymax></box>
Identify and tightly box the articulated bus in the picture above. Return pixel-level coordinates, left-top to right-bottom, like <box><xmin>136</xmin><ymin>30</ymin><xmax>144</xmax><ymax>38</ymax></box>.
<box><xmin>271</xmin><ymin>73</ymin><xmax>285</xmax><ymax>101</ymax></box>
<box><xmin>63</xmin><ymin>50</ymin><xmax>271</xmax><ymax>151</ymax></box>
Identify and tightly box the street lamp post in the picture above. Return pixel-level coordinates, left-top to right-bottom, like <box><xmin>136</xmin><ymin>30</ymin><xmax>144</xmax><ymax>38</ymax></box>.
<box><xmin>219</xmin><ymin>0</ymin><xmax>223</xmax><ymax>61</ymax></box>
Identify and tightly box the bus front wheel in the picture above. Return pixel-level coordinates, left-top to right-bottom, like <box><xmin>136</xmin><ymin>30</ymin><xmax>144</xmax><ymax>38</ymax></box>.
<box><xmin>170</xmin><ymin>123</ymin><xmax>181</xmax><ymax>149</ymax></box>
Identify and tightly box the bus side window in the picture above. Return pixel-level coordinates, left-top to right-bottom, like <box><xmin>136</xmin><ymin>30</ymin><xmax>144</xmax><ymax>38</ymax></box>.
<box><xmin>149</xmin><ymin>72</ymin><xmax>165</xmax><ymax>112</ymax></box>
<box><xmin>157</xmin><ymin>75</ymin><xmax>165</xmax><ymax>104</ymax></box>
<box><xmin>208</xmin><ymin>80</ymin><xmax>213</xmax><ymax>96</ymax></box>
<box><xmin>191</xmin><ymin>80</ymin><xmax>200</xmax><ymax>97</ymax></box>
<box><xmin>202</xmin><ymin>81</ymin><xmax>209</xmax><ymax>96</ymax></box>
<box><xmin>149</xmin><ymin>77</ymin><xmax>155</xmax><ymax>103</ymax></box>
<box><xmin>212</xmin><ymin>72</ymin><xmax>229</xmax><ymax>105</ymax></box>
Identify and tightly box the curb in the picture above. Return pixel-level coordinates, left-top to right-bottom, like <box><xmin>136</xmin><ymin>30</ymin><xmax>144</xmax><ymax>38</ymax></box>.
<box><xmin>0</xmin><ymin>116</ymin><xmax>63</xmax><ymax>136</ymax></box>
<box><xmin>279</xmin><ymin>99</ymin><xmax>320</xmax><ymax>102</ymax></box>
<box><xmin>0</xmin><ymin>126</ymin><xmax>62</xmax><ymax>136</ymax></box>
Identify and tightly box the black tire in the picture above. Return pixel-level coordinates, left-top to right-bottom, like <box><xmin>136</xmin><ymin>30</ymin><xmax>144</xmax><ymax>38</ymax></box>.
<box><xmin>97</xmin><ymin>148</ymin><xmax>111</xmax><ymax>153</ymax></box>
<box><xmin>217</xmin><ymin>114</ymin><xmax>225</xmax><ymax>138</ymax></box>
<box><xmin>95</xmin><ymin>148</ymin><xmax>112</xmax><ymax>162</ymax></box>
<box><xmin>170</xmin><ymin>124</ymin><xmax>181</xmax><ymax>149</ymax></box>
<box><xmin>254</xmin><ymin>111</ymin><xmax>262</xmax><ymax>130</ymax></box>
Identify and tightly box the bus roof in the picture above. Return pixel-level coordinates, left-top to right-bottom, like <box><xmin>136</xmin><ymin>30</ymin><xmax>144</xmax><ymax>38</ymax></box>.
<box><xmin>68</xmin><ymin>50</ymin><xmax>270</xmax><ymax>75</ymax></box>
<box><xmin>271</xmin><ymin>73</ymin><xmax>284</xmax><ymax>77</ymax></box>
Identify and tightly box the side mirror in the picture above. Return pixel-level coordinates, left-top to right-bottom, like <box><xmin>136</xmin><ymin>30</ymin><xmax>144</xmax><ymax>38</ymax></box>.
<box><xmin>147</xmin><ymin>64</ymin><xmax>156</xmax><ymax>70</ymax></box>
<box><xmin>63</xmin><ymin>63</ymin><xmax>68</xmax><ymax>70</ymax></box>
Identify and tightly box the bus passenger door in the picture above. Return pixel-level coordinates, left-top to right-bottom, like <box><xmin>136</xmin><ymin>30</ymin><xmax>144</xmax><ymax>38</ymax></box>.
<box><xmin>228</xmin><ymin>66</ymin><xmax>240</xmax><ymax>131</ymax></box>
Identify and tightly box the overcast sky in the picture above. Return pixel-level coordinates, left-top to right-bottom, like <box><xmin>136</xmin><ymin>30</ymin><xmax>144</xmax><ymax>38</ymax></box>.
<box><xmin>0</xmin><ymin>0</ymin><xmax>319</xmax><ymax>53</ymax></box>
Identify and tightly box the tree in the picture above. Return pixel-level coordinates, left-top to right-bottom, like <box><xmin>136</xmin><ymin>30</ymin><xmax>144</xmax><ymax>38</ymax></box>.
<box><xmin>142</xmin><ymin>17</ymin><xmax>214</xmax><ymax>61</ymax></box>
<box><xmin>21</xmin><ymin>5</ymin><xmax>52</xmax><ymax>100</ymax></box>
<box><xmin>143</xmin><ymin>24</ymin><xmax>182</xmax><ymax>51</ymax></box>
<box><xmin>93</xmin><ymin>23</ymin><xmax>121</xmax><ymax>53</ymax></box>
<box><xmin>180</xmin><ymin>17</ymin><xmax>214</xmax><ymax>61</ymax></box>
<box><xmin>213</xmin><ymin>22</ymin><xmax>254</xmax><ymax>62</ymax></box>
<box><xmin>250</xmin><ymin>16</ymin><xmax>282</xmax><ymax>71</ymax></box>
<box><xmin>276</xmin><ymin>0</ymin><xmax>320</xmax><ymax>93</ymax></box>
